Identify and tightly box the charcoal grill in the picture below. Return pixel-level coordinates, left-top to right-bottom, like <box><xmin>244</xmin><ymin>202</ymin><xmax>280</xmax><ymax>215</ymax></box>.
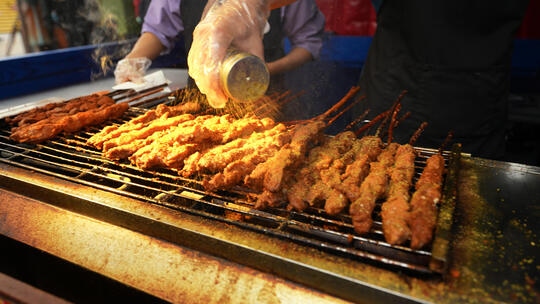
<box><xmin>0</xmin><ymin>91</ymin><xmax>462</xmax><ymax>303</ymax></box>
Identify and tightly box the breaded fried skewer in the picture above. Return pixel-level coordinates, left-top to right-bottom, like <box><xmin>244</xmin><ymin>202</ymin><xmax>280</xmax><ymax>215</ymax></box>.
<box><xmin>103</xmin><ymin>113</ymin><xmax>197</xmax><ymax>160</ymax></box>
<box><xmin>407</xmin><ymin>133</ymin><xmax>451</xmax><ymax>249</ymax></box>
<box><xmin>129</xmin><ymin>115</ymin><xmax>276</xmax><ymax>170</ymax></box>
<box><xmin>129</xmin><ymin>115</ymin><xmax>224</xmax><ymax>169</ymax></box>
<box><xmin>285</xmin><ymin>132</ymin><xmax>357</xmax><ymax>212</ymax></box>
<box><xmin>255</xmin><ymin>120</ymin><xmax>326</xmax><ymax>209</ymax></box>
<box><xmin>253</xmin><ymin>87</ymin><xmax>363</xmax><ymax>209</ymax></box>
<box><xmin>330</xmin><ymin>135</ymin><xmax>383</xmax><ymax>210</ymax></box>
<box><xmin>320</xmin><ymin>93</ymin><xmax>404</xmax><ymax>215</ymax></box>
<box><xmin>88</xmin><ymin>102</ymin><xmax>200</xmax><ymax>149</ymax></box>
<box><xmin>380</xmin><ymin>122</ymin><xmax>427</xmax><ymax>245</ymax></box>
<box><xmin>407</xmin><ymin>154</ymin><xmax>445</xmax><ymax>249</ymax></box>
<box><xmin>349</xmin><ymin>142</ymin><xmax>400</xmax><ymax>234</ymax></box>
<box><xmin>203</xmin><ymin>126</ymin><xmax>292</xmax><ymax>191</ymax></box>
<box><xmin>348</xmin><ymin>91</ymin><xmax>413</xmax><ymax>234</ymax></box>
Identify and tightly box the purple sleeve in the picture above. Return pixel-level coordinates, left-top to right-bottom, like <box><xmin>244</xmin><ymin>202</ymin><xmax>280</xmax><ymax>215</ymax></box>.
<box><xmin>281</xmin><ymin>0</ymin><xmax>325</xmax><ymax>59</ymax></box>
<box><xmin>141</xmin><ymin>0</ymin><xmax>183</xmax><ymax>54</ymax></box>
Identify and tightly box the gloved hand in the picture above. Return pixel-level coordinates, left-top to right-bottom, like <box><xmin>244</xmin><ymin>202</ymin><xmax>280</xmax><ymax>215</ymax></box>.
<box><xmin>114</xmin><ymin>57</ymin><xmax>152</xmax><ymax>84</ymax></box>
<box><xmin>188</xmin><ymin>0</ymin><xmax>270</xmax><ymax>108</ymax></box>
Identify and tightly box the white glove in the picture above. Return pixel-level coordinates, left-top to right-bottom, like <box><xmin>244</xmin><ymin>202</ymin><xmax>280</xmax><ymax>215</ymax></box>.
<box><xmin>114</xmin><ymin>57</ymin><xmax>152</xmax><ymax>84</ymax></box>
<box><xmin>188</xmin><ymin>0</ymin><xmax>270</xmax><ymax>108</ymax></box>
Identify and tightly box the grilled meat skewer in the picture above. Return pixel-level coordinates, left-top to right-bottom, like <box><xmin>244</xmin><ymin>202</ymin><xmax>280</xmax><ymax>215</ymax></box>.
<box><xmin>130</xmin><ymin>115</ymin><xmax>275</xmax><ymax>170</ymax></box>
<box><xmin>255</xmin><ymin>120</ymin><xmax>326</xmax><ymax>209</ymax></box>
<box><xmin>407</xmin><ymin>153</ymin><xmax>445</xmax><ymax>249</ymax></box>
<box><xmin>8</xmin><ymin>94</ymin><xmax>114</xmax><ymax>128</ymax></box>
<box><xmin>202</xmin><ymin>125</ymin><xmax>291</xmax><ymax>190</ymax></box>
<box><xmin>88</xmin><ymin>102</ymin><xmax>200</xmax><ymax>149</ymax></box>
<box><xmin>285</xmin><ymin>131</ymin><xmax>357</xmax><ymax>212</ymax></box>
<box><xmin>335</xmin><ymin>136</ymin><xmax>383</xmax><ymax>202</ymax></box>
<box><xmin>104</xmin><ymin>114</ymin><xmax>196</xmax><ymax>160</ymax></box>
<box><xmin>11</xmin><ymin>101</ymin><xmax>128</xmax><ymax>144</ymax></box>
<box><xmin>380</xmin><ymin>144</ymin><xmax>415</xmax><ymax>244</ymax></box>
<box><xmin>184</xmin><ymin>121</ymin><xmax>283</xmax><ymax>176</ymax></box>
<box><xmin>380</xmin><ymin>122</ymin><xmax>427</xmax><ymax>245</ymax></box>
<box><xmin>349</xmin><ymin>142</ymin><xmax>400</xmax><ymax>235</ymax></box>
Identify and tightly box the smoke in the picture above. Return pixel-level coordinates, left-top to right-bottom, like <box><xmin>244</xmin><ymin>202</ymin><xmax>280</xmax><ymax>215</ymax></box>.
<box><xmin>80</xmin><ymin>0</ymin><xmax>136</xmax><ymax>80</ymax></box>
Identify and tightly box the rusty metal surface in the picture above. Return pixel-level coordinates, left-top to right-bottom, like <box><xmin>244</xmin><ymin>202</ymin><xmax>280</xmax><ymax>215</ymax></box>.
<box><xmin>0</xmin><ymin>188</ymin><xmax>350</xmax><ymax>304</ymax></box>
<box><xmin>443</xmin><ymin>158</ymin><xmax>540</xmax><ymax>303</ymax></box>
<box><xmin>2</xmin><ymin>154</ymin><xmax>539</xmax><ymax>303</ymax></box>
<box><xmin>0</xmin><ymin>162</ymin><xmax>431</xmax><ymax>304</ymax></box>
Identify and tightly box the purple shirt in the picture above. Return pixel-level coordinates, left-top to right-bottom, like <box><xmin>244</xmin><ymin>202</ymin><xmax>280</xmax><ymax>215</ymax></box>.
<box><xmin>142</xmin><ymin>0</ymin><xmax>325</xmax><ymax>59</ymax></box>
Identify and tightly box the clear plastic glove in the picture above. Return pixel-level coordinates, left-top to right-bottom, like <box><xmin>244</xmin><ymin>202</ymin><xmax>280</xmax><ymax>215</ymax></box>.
<box><xmin>188</xmin><ymin>0</ymin><xmax>270</xmax><ymax>108</ymax></box>
<box><xmin>114</xmin><ymin>57</ymin><xmax>152</xmax><ymax>84</ymax></box>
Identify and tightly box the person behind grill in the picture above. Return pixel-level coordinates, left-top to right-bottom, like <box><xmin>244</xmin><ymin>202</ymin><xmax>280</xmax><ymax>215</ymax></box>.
<box><xmin>114</xmin><ymin>0</ymin><xmax>325</xmax><ymax>98</ymax></box>
<box><xmin>187</xmin><ymin>0</ymin><xmax>530</xmax><ymax>159</ymax></box>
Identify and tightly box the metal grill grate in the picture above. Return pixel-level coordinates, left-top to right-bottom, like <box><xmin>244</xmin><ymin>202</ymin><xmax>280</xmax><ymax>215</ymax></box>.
<box><xmin>0</xmin><ymin>98</ymin><xmax>458</xmax><ymax>275</ymax></box>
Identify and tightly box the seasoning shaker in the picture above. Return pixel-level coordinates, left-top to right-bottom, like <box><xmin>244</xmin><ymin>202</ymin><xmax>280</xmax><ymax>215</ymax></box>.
<box><xmin>220</xmin><ymin>48</ymin><xmax>270</xmax><ymax>102</ymax></box>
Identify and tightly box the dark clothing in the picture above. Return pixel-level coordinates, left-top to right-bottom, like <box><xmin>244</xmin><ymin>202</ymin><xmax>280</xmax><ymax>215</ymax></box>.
<box><xmin>358</xmin><ymin>0</ymin><xmax>529</xmax><ymax>158</ymax></box>
<box><xmin>180</xmin><ymin>0</ymin><xmax>285</xmax><ymax>90</ymax></box>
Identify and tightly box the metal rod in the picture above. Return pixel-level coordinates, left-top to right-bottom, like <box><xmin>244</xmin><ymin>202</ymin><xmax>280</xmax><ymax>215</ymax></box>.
<box><xmin>0</xmin><ymin>150</ymin><xmax>432</xmax><ymax>273</ymax></box>
<box><xmin>113</xmin><ymin>83</ymin><xmax>169</xmax><ymax>102</ymax></box>
<box><xmin>124</xmin><ymin>87</ymin><xmax>165</xmax><ymax>105</ymax></box>
<box><xmin>0</xmin><ymin>137</ymin><xmax>436</xmax><ymax>255</ymax></box>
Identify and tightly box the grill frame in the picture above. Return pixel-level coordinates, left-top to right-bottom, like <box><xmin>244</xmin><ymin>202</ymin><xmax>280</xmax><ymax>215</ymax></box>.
<box><xmin>0</xmin><ymin>95</ymin><xmax>461</xmax><ymax>302</ymax></box>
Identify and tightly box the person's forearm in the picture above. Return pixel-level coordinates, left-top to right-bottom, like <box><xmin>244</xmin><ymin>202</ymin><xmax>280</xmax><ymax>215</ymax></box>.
<box><xmin>267</xmin><ymin>47</ymin><xmax>313</xmax><ymax>75</ymax></box>
<box><xmin>125</xmin><ymin>32</ymin><xmax>165</xmax><ymax>60</ymax></box>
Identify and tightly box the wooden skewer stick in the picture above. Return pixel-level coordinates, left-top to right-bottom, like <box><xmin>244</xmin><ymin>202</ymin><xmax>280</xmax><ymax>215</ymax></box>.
<box><xmin>113</xmin><ymin>83</ymin><xmax>169</xmax><ymax>102</ymax></box>
<box><xmin>252</xmin><ymin>91</ymin><xmax>289</xmax><ymax>114</ymax></box>
<box><xmin>393</xmin><ymin>111</ymin><xmax>411</xmax><ymax>129</ymax></box>
<box><xmin>266</xmin><ymin>91</ymin><xmax>283</xmax><ymax>100</ymax></box>
<box><xmin>345</xmin><ymin>109</ymin><xmax>370</xmax><ymax>131</ymax></box>
<box><xmin>256</xmin><ymin>90</ymin><xmax>305</xmax><ymax>118</ymax></box>
<box><xmin>277</xmin><ymin>90</ymin><xmax>305</xmax><ymax>107</ymax></box>
<box><xmin>283</xmin><ymin>87</ymin><xmax>361</xmax><ymax>126</ymax></box>
<box><xmin>354</xmin><ymin>110</ymin><xmax>391</xmax><ymax>136</ymax></box>
<box><xmin>409</xmin><ymin>122</ymin><xmax>428</xmax><ymax>146</ymax></box>
<box><xmin>274</xmin><ymin>90</ymin><xmax>292</xmax><ymax>103</ymax></box>
<box><xmin>127</xmin><ymin>87</ymin><xmax>166</xmax><ymax>106</ymax></box>
<box><xmin>317</xmin><ymin>86</ymin><xmax>361</xmax><ymax>120</ymax></box>
<box><xmin>137</xmin><ymin>89</ymin><xmax>182</xmax><ymax>108</ymax></box>
<box><xmin>375</xmin><ymin>108</ymin><xmax>393</xmax><ymax>138</ymax></box>
<box><xmin>327</xmin><ymin>95</ymin><xmax>366</xmax><ymax>127</ymax></box>
<box><xmin>438</xmin><ymin>131</ymin><xmax>454</xmax><ymax>154</ymax></box>
<box><xmin>106</xmin><ymin>89</ymin><xmax>128</xmax><ymax>97</ymax></box>
<box><xmin>376</xmin><ymin>90</ymin><xmax>407</xmax><ymax>138</ymax></box>
<box><xmin>387</xmin><ymin>104</ymin><xmax>402</xmax><ymax>144</ymax></box>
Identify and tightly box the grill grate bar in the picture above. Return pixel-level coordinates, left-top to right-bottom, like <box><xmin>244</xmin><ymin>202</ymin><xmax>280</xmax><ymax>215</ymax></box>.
<box><xmin>0</xmin><ymin>136</ymin><xmax>433</xmax><ymax>264</ymax></box>
<box><xmin>0</xmin><ymin>138</ymin><xmax>205</xmax><ymax>192</ymax></box>
<box><xmin>0</xmin><ymin>105</ymin><xmax>458</xmax><ymax>274</ymax></box>
<box><xmin>0</xmin><ymin>133</ymin><xmax>408</xmax><ymax>250</ymax></box>
<box><xmin>0</xmin><ymin>134</ymin><xmax>395</xmax><ymax>242</ymax></box>
<box><xmin>0</xmin><ymin>147</ymin><xmax>432</xmax><ymax>273</ymax></box>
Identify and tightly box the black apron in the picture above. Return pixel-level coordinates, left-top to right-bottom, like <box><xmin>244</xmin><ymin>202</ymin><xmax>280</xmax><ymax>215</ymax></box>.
<box><xmin>180</xmin><ymin>0</ymin><xmax>285</xmax><ymax>92</ymax></box>
<box><xmin>357</xmin><ymin>0</ymin><xmax>529</xmax><ymax>158</ymax></box>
